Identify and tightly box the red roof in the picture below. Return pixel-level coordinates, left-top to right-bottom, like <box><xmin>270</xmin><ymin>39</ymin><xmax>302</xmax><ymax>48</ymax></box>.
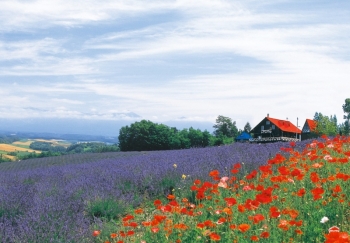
<box><xmin>267</xmin><ymin>117</ymin><xmax>301</xmax><ymax>134</ymax></box>
<box><xmin>306</xmin><ymin>119</ymin><xmax>317</xmax><ymax>132</ymax></box>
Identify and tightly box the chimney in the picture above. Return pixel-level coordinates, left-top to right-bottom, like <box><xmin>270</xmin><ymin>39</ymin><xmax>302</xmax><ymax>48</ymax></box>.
<box><xmin>267</xmin><ymin>113</ymin><xmax>269</xmax><ymax>117</ymax></box>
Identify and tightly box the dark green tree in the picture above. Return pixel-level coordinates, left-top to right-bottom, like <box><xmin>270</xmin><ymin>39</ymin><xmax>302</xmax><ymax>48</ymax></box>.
<box><xmin>213</xmin><ymin>115</ymin><xmax>238</xmax><ymax>138</ymax></box>
<box><xmin>314</xmin><ymin>112</ymin><xmax>338</xmax><ymax>136</ymax></box>
<box><xmin>118</xmin><ymin>120</ymin><xmax>172</xmax><ymax>151</ymax></box>
<box><xmin>342</xmin><ymin>98</ymin><xmax>350</xmax><ymax>135</ymax></box>
<box><xmin>243</xmin><ymin>122</ymin><xmax>252</xmax><ymax>132</ymax></box>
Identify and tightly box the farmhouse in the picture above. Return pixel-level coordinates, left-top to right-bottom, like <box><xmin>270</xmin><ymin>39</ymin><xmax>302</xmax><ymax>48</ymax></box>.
<box><xmin>249</xmin><ymin>114</ymin><xmax>301</xmax><ymax>143</ymax></box>
<box><xmin>301</xmin><ymin>119</ymin><xmax>318</xmax><ymax>140</ymax></box>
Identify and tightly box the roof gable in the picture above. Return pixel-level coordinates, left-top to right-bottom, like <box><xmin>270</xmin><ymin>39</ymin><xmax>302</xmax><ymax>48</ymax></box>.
<box><xmin>306</xmin><ymin>119</ymin><xmax>317</xmax><ymax>132</ymax></box>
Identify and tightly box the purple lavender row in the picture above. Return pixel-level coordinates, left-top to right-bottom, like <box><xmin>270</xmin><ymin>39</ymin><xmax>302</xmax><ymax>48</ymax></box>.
<box><xmin>0</xmin><ymin>140</ymin><xmax>311</xmax><ymax>242</ymax></box>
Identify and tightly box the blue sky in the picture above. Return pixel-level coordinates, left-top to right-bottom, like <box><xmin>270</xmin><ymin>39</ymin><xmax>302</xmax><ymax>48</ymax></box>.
<box><xmin>1</xmin><ymin>0</ymin><xmax>349</xmax><ymax>134</ymax></box>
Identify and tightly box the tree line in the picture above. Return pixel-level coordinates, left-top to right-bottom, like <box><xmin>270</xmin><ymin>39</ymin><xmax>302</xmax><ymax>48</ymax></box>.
<box><xmin>118</xmin><ymin>116</ymin><xmax>252</xmax><ymax>151</ymax></box>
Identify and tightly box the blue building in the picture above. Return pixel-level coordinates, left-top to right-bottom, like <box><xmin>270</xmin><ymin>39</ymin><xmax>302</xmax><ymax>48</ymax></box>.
<box><xmin>235</xmin><ymin>131</ymin><xmax>252</xmax><ymax>142</ymax></box>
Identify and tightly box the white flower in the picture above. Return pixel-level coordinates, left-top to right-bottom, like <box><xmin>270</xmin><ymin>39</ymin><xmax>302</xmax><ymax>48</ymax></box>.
<box><xmin>320</xmin><ymin>216</ymin><xmax>329</xmax><ymax>223</ymax></box>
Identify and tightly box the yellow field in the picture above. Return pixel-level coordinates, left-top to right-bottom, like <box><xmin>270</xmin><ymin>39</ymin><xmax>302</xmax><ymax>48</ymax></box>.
<box><xmin>3</xmin><ymin>154</ymin><xmax>16</xmax><ymax>161</ymax></box>
<box><xmin>12</xmin><ymin>141</ymin><xmax>33</xmax><ymax>146</ymax></box>
<box><xmin>33</xmin><ymin>139</ymin><xmax>71</xmax><ymax>147</ymax></box>
<box><xmin>0</xmin><ymin>144</ymin><xmax>41</xmax><ymax>153</ymax></box>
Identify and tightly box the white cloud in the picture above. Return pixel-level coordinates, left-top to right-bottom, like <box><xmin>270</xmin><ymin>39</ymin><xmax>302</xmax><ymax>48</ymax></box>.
<box><xmin>1</xmin><ymin>0</ymin><xmax>349</xmax><ymax>130</ymax></box>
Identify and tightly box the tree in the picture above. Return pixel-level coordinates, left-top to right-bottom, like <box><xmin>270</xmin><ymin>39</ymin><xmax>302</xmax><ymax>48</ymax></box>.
<box><xmin>244</xmin><ymin>122</ymin><xmax>252</xmax><ymax>133</ymax></box>
<box><xmin>118</xmin><ymin>120</ymin><xmax>172</xmax><ymax>151</ymax></box>
<box><xmin>314</xmin><ymin>112</ymin><xmax>338</xmax><ymax>136</ymax></box>
<box><xmin>213</xmin><ymin>115</ymin><xmax>238</xmax><ymax>138</ymax></box>
<box><xmin>342</xmin><ymin>98</ymin><xmax>350</xmax><ymax>135</ymax></box>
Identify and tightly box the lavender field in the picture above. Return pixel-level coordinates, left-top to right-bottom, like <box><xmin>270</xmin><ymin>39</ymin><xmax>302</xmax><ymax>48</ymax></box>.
<box><xmin>0</xmin><ymin>141</ymin><xmax>311</xmax><ymax>243</ymax></box>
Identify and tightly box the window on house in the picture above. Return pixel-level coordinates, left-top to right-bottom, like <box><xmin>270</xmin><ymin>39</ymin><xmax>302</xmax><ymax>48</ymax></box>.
<box><xmin>266</xmin><ymin>121</ymin><xmax>270</xmax><ymax>125</ymax></box>
<box><xmin>272</xmin><ymin>125</ymin><xmax>275</xmax><ymax>129</ymax></box>
<box><xmin>261</xmin><ymin>125</ymin><xmax>264</xmax><ymax>131</ymax></box>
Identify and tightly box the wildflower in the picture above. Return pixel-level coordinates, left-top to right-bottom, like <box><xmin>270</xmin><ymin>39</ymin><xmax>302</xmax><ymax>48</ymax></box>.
<box><xmin>182</xmin><ymin>174</ymin><xmax>186</xmax><ymax>180</ymax></box>
<box><xmin>224</xmin><ymin>197</ymin><xmax>237</xmax><ymax>207</ymax></box>
<box><xmin>278</xmin><ymin>220</ymin><xmax>289</xmax><ymax>231</ymax></box>
<box><xmin>250</xmin><ymin>214</ymin><xmax>265</xmax><ymax>224</ymax></box>
<box><xmin>218</xmin><ymin>177</ymin><xmax>229</xmax><ymax>188</ymax></box>
<box><xmin>251</xmin><ymin>235</ymin><xmax>259</xmax><ymax>241</ymax></box>
<box><xmin>296</xmin><ymin>188</ymin><xmax>306</xmax><ymax>197</ymax></box>
<box><xmin>260</xmin><ymin>231</ymin><xmax>270</xmax><ymax>238</ymax></box>
<box><xmin>311</xmin><ymin>187</ymin><xmax>324</xmax><ymax>200</ymax></box>
<box><xmin>217</xmin><ymin>217</ymin><xmax>226</xmax><ymax>224</ymax></box>
<box><xmin>134</xmin><ymin>208</ymin><xmax>143</xmax><ymax>214</ymax></box>
<box><xmin>151</xmin><ymin>227</ymin><xmax>159</xmax><ymax>233</ymax></box>
<box><xmin>238</xmin><ymin>224</ymin><xmax>251</xmax><ymax>233</ymax></box>
<box><xmin>209</xmin><ymin>232</ymin><xmax>221</xmax><ymax>241</ymax></box>
<box><xmin>329</xmin><ymin>226</ymin><xmax>340</xmax><ymax>233</ymax></box>
<box><xmin>325</xmin><ymin>231</ymin><xmax>350</xmax><ymax>243</ymax></box>
<box><xmin>209</xmin><ymin>170</ymin><xmax>220</xmax><ymax>177</ymax></box>
<box><xmin>173</xmin><ymin>164</ymin><xmax>177</xmax><ymax>168</ymax></box>
<box><xmin>92</xmin><ymin>230</ymin><xmax>101</xmax><ymax>237</ymax></box>
<box><xmin>243</xmin><ymin>185</ymin><xmax>252</xmax><ymax>191</ymax></box>
<box><xmin>110</xmin><ymin>233</ymin><xmax>118</xmax><ymax>238</ymax></box>
<box><xmin>320</xmin><ymin>216</ymin><xmax>329</xmax><ymax>223</ymax></box>
<box><xmin>122</xmin><ymin>215</ymin><xmax>134</xmax><ymax>222</ymax></box>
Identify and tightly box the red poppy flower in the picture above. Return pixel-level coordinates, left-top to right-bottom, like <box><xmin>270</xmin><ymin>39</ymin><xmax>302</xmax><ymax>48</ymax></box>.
<box><xmin>333</xmin><ymin>184</ymin><xmax>342</xmax><ymax>193</ymax></box>
<box><xmin>122</xmin><ymin>215</ymin><xmax>134</xmax><ymax>222</ymax></box>
<box><xmin>311</xmin><ymin>187</ymin><xmax>324</xmax><ymax>200</ymax></box>
<box><xmin>246</xmin><ymin>170</ymin><xmax>258</xmax><ymax>180</ymax></box>
<box><xmin>224</xmin><ymin>197</ymin><xmax>237</xmax><ymax>207</ymax></box>
<box><xmin>238</xmin><ymin>224</ymin><xmax>251</xmax><ymax>233</ymax></box>
<box><xmin>209</xmin><ymin>232</ymin><xmax>221</xmax><ymax>241</ymax></box>
<box><xmin>92</xmin><ymin>230</ymin><xmax>101</xmax><ymax>237</ymax></box>
<box><xmin>154</xmin><ymin>199</ymin><xmax>162</xmax><ymax>206</ymax></box>
<box><xmin>194</xmin><ymin>179</ymin><xmax>201</xmax><ymax>185</ymax></box>
<box><xmin>209</xmin><ymin>170</ymin><xmax>220</xmax><ymax>177</ymax></box>
<box><xmin>260</xmin><ymin>231</ymin><xmax>270</xmax><ymax>238</ymax></box>
<box><xmin>196</xmin><ymin>223</ymin><xmax>205</xmax><ymax>229</ymax></box>
<box><xmin>251</xmin><ymin>214</ymin><xmax>265</xmax><ymax>224</ymax></box>
<box><xmin>325</xmin><ymin>231</ymin><xmax>350</xmax><ymax>243</ymax></box>
<box><xmin>296</xmin><ymin>188</ymin><xmax>306</xmax><ymax>197</ymax></box>
<box><xmin>251</xmin><ymin>235</ymin><xmax>259</xmax><ymax>241</ymax></box>
<box><xmin>134</xmin><ymin>208</ymin><xmax>143</xmax><ymax>214</ymax></box>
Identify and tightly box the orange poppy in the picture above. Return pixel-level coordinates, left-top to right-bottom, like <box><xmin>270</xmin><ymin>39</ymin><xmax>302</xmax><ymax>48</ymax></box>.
<box><xmin>209</xmin><ymin>232</ymin><xmax>221</xmax><ymax>241</ymax></box>
<box><xmin>238</xmin><ymin>224</ymin><xmax>251</xmax><ymax>233</ymax></box>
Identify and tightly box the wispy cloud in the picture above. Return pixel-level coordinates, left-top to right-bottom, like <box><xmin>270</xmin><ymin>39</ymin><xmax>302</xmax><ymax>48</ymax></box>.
<box><xmin>1</xmin><ymin>0</ymin><xmax>349</xmax><ymax>130</ymax></box>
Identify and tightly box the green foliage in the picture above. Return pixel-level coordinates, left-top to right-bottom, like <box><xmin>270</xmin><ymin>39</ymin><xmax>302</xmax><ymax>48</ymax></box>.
<box><xmin>85</xmin><ymin>198</ymin><xmax>129</xmax><ymax>221</ymax></box>
<box><xmin>213</xmin><ymin>115</ymin><xmax>238</xmax><ymax>138</ymax></box>
<box><xmin>314</xmin><ymin>112</ymin><xmax>338</xmax><ymax>136</ymax></box>
<box><xmin>243</xmin><ymin>122</ymin><xmax>252</xmax><ymax>132</ymax></box>
<box><xmin>66</xmin><ymin>142</ymin><xmax>119</xmax><ymax>153</ymax></box>
<box><xmin>29</xmin><ymin>141</ymin><xmax>66</xmax><ymax>153</ymax></box>
<box><xmin>342</xmin><ymin>98</ymin><xmax>350</xmax><ymax>135</ymax></box>
<box><xmin>118</xmin><ymin>120</ymin><xmax>212</xmax><ymax>151</ymax></box>
<box><xmin>0</xmin><ymin>135</ymin><xmax>20</xmax><ymax>144</ymax></box>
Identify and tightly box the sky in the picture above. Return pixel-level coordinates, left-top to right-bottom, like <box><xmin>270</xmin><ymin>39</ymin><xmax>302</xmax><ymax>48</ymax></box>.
<box><xmin>1</xmin><ymin>0</ymin><xmax>350</xmax><ymax>135</ymax></box>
